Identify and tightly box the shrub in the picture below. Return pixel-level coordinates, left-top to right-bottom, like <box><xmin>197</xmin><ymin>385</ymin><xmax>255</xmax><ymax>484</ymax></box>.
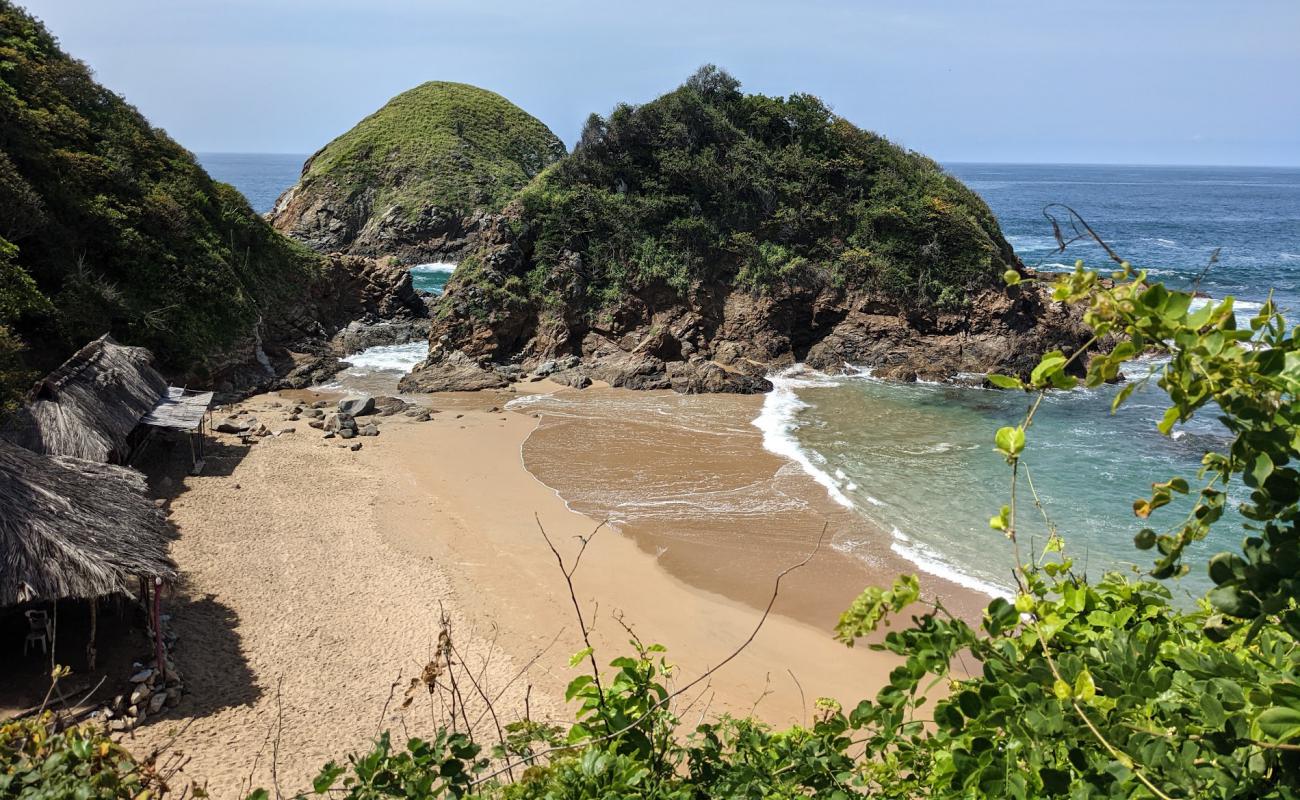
<box><xmin>0</xmin><ymin>714</ymin><xmax>161</xmax><ymax>799</ymax></box>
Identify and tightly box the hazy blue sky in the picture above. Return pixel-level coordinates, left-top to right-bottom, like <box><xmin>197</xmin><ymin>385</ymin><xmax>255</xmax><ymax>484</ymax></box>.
<box><xmin>19</xmin><ymin>1</ymin><xmax>1300</xmax><ymax>165</ymax></box>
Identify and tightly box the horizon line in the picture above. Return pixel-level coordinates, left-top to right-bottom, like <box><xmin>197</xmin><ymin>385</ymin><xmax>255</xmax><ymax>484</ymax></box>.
<box><xmin>192</xmin><ymin>151</ymin><xmax>1300</xmax><ymax>171</ymax></box>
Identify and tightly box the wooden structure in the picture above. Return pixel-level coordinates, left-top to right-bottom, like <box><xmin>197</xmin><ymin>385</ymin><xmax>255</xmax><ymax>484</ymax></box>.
<box><xmin>2</xmin><ymin>334</ymin><xmax>212</xmax><ymax>472</ymax></box>
<box><xmin>0</xmin><ymin>438</ymin><xmax>177</xmax><ymax>668</ymax></box>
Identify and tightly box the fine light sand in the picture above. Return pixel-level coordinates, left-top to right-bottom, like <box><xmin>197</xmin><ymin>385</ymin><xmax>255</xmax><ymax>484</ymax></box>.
<box><xmin>128</xmin><ymin>384</ymin><xmax>974</xmax><ymax>796</ymax></box>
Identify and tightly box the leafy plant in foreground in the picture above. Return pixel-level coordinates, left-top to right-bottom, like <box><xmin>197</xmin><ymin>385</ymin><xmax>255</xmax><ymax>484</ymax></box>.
<box><xmin>0</xmin><ymin>713</ymin><xmax>161</xmax><ymax>800</ymax></box>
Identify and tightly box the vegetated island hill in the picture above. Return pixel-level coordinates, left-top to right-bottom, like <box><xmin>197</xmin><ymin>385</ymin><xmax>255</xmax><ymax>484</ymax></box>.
<box><xmin>270</xmin><ymin>81</ymin><xmax>568</xmax><ymax>262</ymax></box>
<box><xmin>0</xmin><ymin>0</ymin><xmax>430</xmax><ymax>409</ymax></box>
<box><xmin>401</xmin><ymin>67</ymin><xmax>1091</xmax><ymax>395</ymax></box>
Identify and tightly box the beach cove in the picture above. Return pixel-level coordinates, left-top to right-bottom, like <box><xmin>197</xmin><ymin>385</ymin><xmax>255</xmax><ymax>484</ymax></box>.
<box><xmin>127</xmin><ymin>380</ymin><xmax>987</xmax><ymax>795</ymax></box>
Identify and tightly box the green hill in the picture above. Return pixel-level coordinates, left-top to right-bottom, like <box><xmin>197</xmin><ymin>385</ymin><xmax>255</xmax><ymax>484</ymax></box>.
<box><xmin>0</xmin><ymin>0</ymin><xmax>325</xmax><ymax>410</ymax></box>
<box><xmin>406</xmin><ymin>67</ymin><xmax>1050</xmax><ymax>393</ymax></box>
<box><xmin>270</xmin><ymin>81</ymin><xmax>566</xmax><ymax>259</ymax></box>
<box><xmin>451</xmin><ymin>66</ymin><xmax>1015</xmax><ymax>320</ymax></box>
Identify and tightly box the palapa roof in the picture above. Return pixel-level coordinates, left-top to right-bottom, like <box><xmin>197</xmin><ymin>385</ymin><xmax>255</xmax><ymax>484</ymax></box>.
<box><xmin>2</xmin><ymin>334</ymin><xmax>168</xmax><ymax>462</ymax></box>
<box><xmin>0</xmin><ymin>438</ymin><xmax>176</xmax><ymax>605</ymax></box>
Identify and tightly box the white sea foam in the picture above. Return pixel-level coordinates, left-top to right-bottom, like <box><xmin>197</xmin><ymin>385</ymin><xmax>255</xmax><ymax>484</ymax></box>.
<box><xmin>410</xmin><ymin>262</ymin><xmax>457</xmax><ymax>275</ymax></box>
<box><xmin>887</xmin><ymin>529</ymin><xmax>1013</xmax><ymax>599</ymax></box>
<box><xmin>755</xmin><ymin>365</ymin><xmax>1017</xmax><ymax>600</ymax></box>
<box><xmin>1004</xmin><ymin>234</ymin><xmax>1060</xmax><ymax>252</ymax></box>
<box><xmin>343</xmin><ymin>341</ymin><xmax>429</xmax><ymax>373</ymax></box>
<box><xmin>751</xmin><ymin>368</ymin><xmax>854</xmax><ymax>509</ymax></box>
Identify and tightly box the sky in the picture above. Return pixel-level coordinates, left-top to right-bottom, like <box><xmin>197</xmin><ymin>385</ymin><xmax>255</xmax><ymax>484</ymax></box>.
<box><xmin>18</xmin><ymin>1</ymin><xmax>1300</xmax><ymax>166</ymax></box>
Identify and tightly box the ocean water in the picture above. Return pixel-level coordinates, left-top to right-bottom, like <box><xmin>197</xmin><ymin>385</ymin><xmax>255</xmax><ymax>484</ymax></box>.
<box><xmin>197</xmin><ymin>153</ymin><xmax>307</xmax><ymax>214</ymax></box>
<box><xmin>207</xmin><ymin>154</ymin><xmax>1300</xmax><ymax>598</ymax></box>
<box><xmin>769</xmin><ymin>164</ymin><xmax>1300</xmax><ymax>596</ymax></box>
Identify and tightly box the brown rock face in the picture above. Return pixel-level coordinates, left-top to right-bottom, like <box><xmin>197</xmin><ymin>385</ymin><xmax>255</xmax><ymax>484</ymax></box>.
<box><xmin>269</xmin><ymin>182</ymin><xmax>490</xmax><ymax>263</ymax></box>
<box><xmin>396</xmin><ymin>211</ymin><xmax>1095</xmax><ymax>395</ymax></box>
<box><xmin>205</xmin><ymin>255</ymin><xmax>431</xmax><ymax>396</ymax></box>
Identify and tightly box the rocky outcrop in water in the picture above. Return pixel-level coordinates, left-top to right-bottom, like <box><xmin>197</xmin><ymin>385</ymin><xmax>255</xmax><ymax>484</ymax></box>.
<box><xmin>399</xmin><ymin>260</ymin><xmax>1090</xmax><ymax>394</ymax></box>
<box><xmin>396</xmin><ymin>70</ymin><xmax>1096</xmax><ymax>395</ymax></box>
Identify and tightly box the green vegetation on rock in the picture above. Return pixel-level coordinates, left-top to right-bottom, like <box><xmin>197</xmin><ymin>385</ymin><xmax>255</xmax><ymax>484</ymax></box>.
<box><xmin>0</xmin><ymin>0</ymin><xmax>324</xmax><ymax>410</ymax></box>
<box><xmin>297</xmin><ymin>81</ymin><xmax>567</xmax><ymax>220</ymax></box>
<box><xmin>455</xmin><ymin>66</ymin><xmax>1015</xmax><ymax>318</ymax></box>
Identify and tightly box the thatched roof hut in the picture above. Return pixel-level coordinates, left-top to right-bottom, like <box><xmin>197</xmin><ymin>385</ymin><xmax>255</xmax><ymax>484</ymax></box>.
<box><xmin>0</xmin><ymin>438</ymin><xmax>176</xmax><ymax>606</ymax></box>
<box><xmin>2</xmin><ymin>334</ymin><xmax>167</xmax><ymax>462</ymax></box>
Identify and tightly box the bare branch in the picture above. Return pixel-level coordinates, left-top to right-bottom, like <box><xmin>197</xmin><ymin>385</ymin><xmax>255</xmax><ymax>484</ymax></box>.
<box><xmin>469</xmin><ymin>524</ymin><xmax>826</xmax><ymax>787</ymax></box>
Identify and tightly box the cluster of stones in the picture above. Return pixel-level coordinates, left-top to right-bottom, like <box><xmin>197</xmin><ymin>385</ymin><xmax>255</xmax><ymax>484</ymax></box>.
<box><xmin>94</xmin><ymin>628</ymin><xmax>183</xmax><ymax>732</ymax></box>
<box><xmin>212</xmin><ymin>409</ymin><xmax>298</xmax><ymax>442</ymax></box>
<box><xmin>215</xmin><ymin>394</ymin><xmax>435</xmax><ymax>453</ymax></box>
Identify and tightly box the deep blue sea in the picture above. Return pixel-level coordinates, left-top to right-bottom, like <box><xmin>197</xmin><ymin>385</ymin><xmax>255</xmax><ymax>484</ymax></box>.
<box><xmin>205</xmin><ymin>155</ymin><xmax>1300</xmax><ymax>597</ymax></box>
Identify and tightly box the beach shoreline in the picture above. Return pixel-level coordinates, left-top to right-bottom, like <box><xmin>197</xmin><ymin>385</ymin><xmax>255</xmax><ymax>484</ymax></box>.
<box><xmin>126</xmin><ymin>381</ymin><xmax>989</xmax><ymax>794</ymax></box>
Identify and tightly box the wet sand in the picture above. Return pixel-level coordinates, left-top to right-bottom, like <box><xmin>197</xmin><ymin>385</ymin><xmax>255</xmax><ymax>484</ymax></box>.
<box><xmin>516</xmin><ymin>388</ymin><xmax>990</xmax><ymax>630</ymax></box>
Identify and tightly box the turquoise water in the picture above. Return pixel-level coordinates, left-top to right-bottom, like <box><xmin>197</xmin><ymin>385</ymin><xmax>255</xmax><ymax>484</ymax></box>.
<box><xmin>409</xmin><ymin>263</ymin><xmax>454</xmax><ymax>295</ymax></box>
<box><xmin>770</xmin><ymin>164</ymin><xmax>1299</xmax><ymax>596</ymax></box>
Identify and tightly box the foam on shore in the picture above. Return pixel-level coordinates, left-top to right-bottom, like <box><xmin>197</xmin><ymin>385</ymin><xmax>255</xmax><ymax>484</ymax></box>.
<box><xmin>751</xmin><ymin>368</ymin><xmax>854</xmax><ymax>510</ymax></box>
<box><xmin>752</xmin><ymin>366</ymin><xmax>1011</xmax><ymax>598</ymax></box>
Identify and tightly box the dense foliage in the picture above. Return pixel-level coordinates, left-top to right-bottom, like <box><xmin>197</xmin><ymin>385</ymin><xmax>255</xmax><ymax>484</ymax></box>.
<box><xmin>0</xmin><ymin>714</ymin><xmax>162</xmax><ymax>799</ymax></box>
<box><xmin>0</xmin><ymin>1</ymin><xmax>324</xmax><ymax>409</ymax></box>
<box><xmin>453</xmin><ymin>66</ymin><xmax>1015</xmax><ymax>319</ymax></box>
<box><xmin>296</xmin><ymin>81</ymin><xmax>567</xmax><ymax>221</ymax></box>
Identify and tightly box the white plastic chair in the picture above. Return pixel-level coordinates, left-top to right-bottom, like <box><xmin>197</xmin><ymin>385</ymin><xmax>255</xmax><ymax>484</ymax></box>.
<box><xmin>23</xmin><ymin>609</ymin><xmax>51</xmax><ymax>656</ymax></box>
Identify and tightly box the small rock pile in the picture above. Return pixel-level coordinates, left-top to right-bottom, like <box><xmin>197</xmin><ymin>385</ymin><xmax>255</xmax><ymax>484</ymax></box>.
<box><xmin>214</xmin><ymin>394</ymin><xmax>438</xmax><ymax>453</ymax></box>
<box><xmin>95</xmin><ymin>636</ymin><xmax>184</xmax><ymax>732</ymax></box>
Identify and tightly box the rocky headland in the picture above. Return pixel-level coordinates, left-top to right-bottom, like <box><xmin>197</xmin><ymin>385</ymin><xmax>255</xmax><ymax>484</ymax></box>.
<box><xmin>400</xmin><ymin>69</ymin><xmax>1094</xmax><ymax>395</ymax></box>
<box><xmin>268</xmin><ymin>81</ymin><xmax>567</xmax><ymax>263</ymax></box>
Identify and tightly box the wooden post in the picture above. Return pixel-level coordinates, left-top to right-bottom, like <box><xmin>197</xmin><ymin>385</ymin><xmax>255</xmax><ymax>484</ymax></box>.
<box><xmin>87</xmin><ymin>599</ymin><xmax>98</xmax><ymax>672</ymax></box>
<box><xmin>152</xmin><ymin>577</ymin><xmax>166</xmax><ymax>683</ymax></box>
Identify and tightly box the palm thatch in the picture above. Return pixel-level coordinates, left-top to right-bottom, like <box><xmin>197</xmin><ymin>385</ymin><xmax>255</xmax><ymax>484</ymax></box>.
<box><xmin>1</xmin><ymin>334</ymin><xmax>167</xmax><ymax>462</ymax></box>
<box><xmin>0</xmin><ymin>438</ymin><xmax>176</xmax><ymax>606</ymax></box>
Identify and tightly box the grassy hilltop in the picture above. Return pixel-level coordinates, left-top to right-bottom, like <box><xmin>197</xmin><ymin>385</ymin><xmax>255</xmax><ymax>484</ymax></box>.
<box><xmin>300</xmin><ymin>81</ymin><xmax>567</xmax><ymax>217</ymax></box>
<box><xmin>271</xmin><ymin>82</ymin><xmax>567</xmax><ymax>259</ymax></box>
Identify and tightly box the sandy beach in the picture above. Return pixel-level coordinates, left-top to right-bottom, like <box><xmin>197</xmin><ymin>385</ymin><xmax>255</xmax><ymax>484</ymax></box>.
<box><xmin>127</xmin><ymin>383</ymin><xmax>986</xmax><ymax>796</ymax></box>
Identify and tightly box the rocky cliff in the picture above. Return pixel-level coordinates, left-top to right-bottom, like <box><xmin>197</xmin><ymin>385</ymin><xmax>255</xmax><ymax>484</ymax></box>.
<box><xmin>0</xmin><ymin>3</ymin><xmax>427</xmax><ymax>406</ymax></box>
<box><xmin>269</xmin><ymin>82</ymin><xmax>566</xmax><ymax>263</ymax></box>
<box><xmin>207</xmin><ymin>254</ymin><xmax>430</xmax><ymax>395</ymax></box>
<box><xmin>400</xmin><ymin>69</ymin><xmax>1094</xmax><ymax>395</ymax></box>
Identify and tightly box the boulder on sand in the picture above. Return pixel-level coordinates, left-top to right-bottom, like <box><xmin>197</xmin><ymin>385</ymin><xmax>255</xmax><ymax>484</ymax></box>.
<box><xmin>215</xmin><ymin>417</ymin><xmax>250</xmax><ymax>434</ymax></box>
<box><xmin>338</xmin><ymin>396</ymin><xmax>376</xmax><ymax>416</ymax></box>
<box><xmin>398</xmin><ymin>350</ymin><xmax>510</xmax><ymax>393</ymax></box>
<box><xmin>325</xmin><ymin>412</ymin><xmax>358</xmax><ymax>432</ymax></box>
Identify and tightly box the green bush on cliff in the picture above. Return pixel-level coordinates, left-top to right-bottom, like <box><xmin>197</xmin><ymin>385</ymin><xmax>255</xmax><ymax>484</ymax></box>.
<box><xmin>456</xmin><ymin>65</ymin><xmax>1014</xmax><ymax>318</ymax></box>
<box><xmin>297</xmin><ymin>81</ymin><xmax>567</xmax><ymax>221</ymax></box>
<box><xmin>0</xmin><ymin>1</ymin><xmax>323</xmax><ymax>406</ymax></box>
